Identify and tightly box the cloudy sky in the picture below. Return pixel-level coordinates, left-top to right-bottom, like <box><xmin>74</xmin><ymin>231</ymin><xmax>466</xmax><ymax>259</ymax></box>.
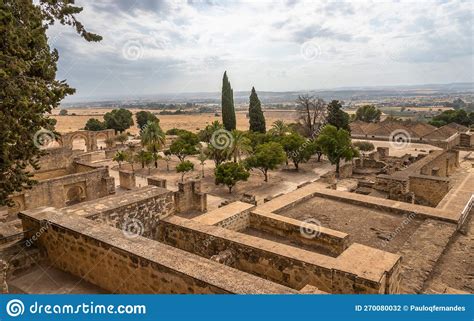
<box><xmin>46</xmin><ymin>0</ymin><xmax>473</xmax><ymax>102</ymax></box>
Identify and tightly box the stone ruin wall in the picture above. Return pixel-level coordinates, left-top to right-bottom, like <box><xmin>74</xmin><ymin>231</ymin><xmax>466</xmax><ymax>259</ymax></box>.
<box><xmin>18</xmin><ymin>212</ymin><xmax>294</xmax><ymax>294</ymax></box>
<box><xmin>409</xmin><ymin>175</ymin><xmax>450</xmax><ymax>207</ymax></box>
<box><xmin>8</xmin><ymin>166</ymin><xmax>115</xmax><ymax>217</ymax></box>
<box><xmin>158</xmin><ymin>216</ymin><xmax>400</xmax><ymax>294</ymax></box>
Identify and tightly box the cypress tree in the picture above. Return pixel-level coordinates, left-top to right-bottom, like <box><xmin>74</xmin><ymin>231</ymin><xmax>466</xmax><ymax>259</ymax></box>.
<box><xmin>248</xmin><ymin>87</ymin><xmax>266</xmax><ymax>133</ymax></box>
<box><xmin>221</xmin><ymin>71</ymin><xmax>236</xmax><ymax>131</ymax></box>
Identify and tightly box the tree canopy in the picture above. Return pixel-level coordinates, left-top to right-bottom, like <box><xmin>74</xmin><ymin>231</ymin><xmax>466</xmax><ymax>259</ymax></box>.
<box><xmin>141</xmin><ymin>121</ymin><xmax>165</xmax><ymax>168</ymax></box>
<box><xmin>104</xmin><ymin>108</ymin><xmax>134</xmax><ymax>133</ymax></box>
<box><xmin>169</xmin><ymin>131</ymin><xmax>199</xmax><ymax>161</ymax></box>
<box><xmin>245</xmin><ymin>142</ymin><xmax>286</xmax><ymax>182</ymax></box>
<box><xmin>316</xmin><ymin>125</ymin><xmax>358</xmax><ymax>175</ymax></box>
<box><xmin>428</xmin><ymin>109</ymin><xmax>473</xmax><ymax>127</ymax></box>
<box><xmin>221</xmin><ymin>71</ymin><xmax>236</xmax><ymax>131</ymax></box>
<box><xmin>84</xmin><ymin>118</ymin><xmax>106</xmax><ymax>131</ymax></box>
<box><xmin>136</xmin><ymin>111</ymin><xmax>158</xmax><ymax>131</ymax></box>
<box><xmin>0</xmin><ymin>0</ymin><xmax>100</xmax><ymax>206</ymax></box>
<box><xmin>354</xmin><ymin>105</ymin><xmax>381</xmax><ymax>123</ymax></box>
<box><xmin>326</xmin><ymin>100</ymin><xmax>350</xmax><ymax>131</ymax></box>
<box><xmin>279</xmin><ymin>133</ymin><xmax>317</xmax><ymax>170</ymax></box>
<box><xmin>248</xmin><ymin>87</ymin><xmax>266</xmax><ymax>133</ymax></box>
<box><xmin>215</xmin><ymin>162</ymin><xmax>250</xmax><ymax>193</ymax></box>
<box><xmin>176</xmin><ymin>160</ymin><xmax>194</xmax><ymax>181</ymax></box>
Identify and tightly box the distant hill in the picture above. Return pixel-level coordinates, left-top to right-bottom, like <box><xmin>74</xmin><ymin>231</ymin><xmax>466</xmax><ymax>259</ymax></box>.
<box><xmin>62</xmin><ymin>82</ymin><xmax>473</xmax><ymax>107</ymax></box>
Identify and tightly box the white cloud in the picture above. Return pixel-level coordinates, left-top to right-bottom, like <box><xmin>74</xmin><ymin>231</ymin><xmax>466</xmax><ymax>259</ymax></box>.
<box><xmin>46</xmin><ymin>0</ymin><xmax>473</xmax><ymax>101</ymax></box>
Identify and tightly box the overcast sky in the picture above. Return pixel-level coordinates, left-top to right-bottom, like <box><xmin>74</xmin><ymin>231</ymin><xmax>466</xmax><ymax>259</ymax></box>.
<box><xmin>47</xmin><ymin>0</ymin><xmax>473</xmax><ymax>102</ymax></box>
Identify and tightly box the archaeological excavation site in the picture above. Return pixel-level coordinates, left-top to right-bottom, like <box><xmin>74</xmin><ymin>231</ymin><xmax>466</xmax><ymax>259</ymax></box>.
<box><xmin>0</xmin><ymin>123</ymin><xmax>472</xmax><ymax>296</ymax></box>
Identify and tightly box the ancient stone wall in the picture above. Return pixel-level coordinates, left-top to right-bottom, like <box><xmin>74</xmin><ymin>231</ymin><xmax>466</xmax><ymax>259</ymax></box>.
<box><xmin>83</xmin><ymin>187</ymin><xmax>174</xmax><ymax>239</ymax></box>
<box><xmin>419</xmin><ymin>150</ymin><xmax>459</xmax><ymax>177</ymax></box>
<box><xmin>459</xmin><ymin>133</ymin><xmax>474</xmax><ymax>148</ymax></box>
<box><xmin>338</xmin><ymin>163</ymin><xmax>353</xmax><ymax>179</ymax></box>
<box><xmin>119</xmin><ymin>170</ymin><xmax>136</xmax><ymax>190</ymax></box>
<box><xmin>18</xmin><ymin>210</ymin><xmax>295</xmax><ymax>294</ymax></box>
<box><xmin>249</xmin><ymin>210</ymin><xmax>349</xmax><ymax>256</ymax></box>
<box><xmin>193</xmin><ymin>201</ymin><xmax>253</xmax><ymax>231</ymax></box>
<box><xmin>147</xmin><ymin>177</ymin><xmax>167</xmax><ymax>189</ymax></box>
<box><xmin>60</xmin><ymin>129</ymin><xmax>115</xmax><ymax>152</ymax></box>
<box><xmin>9</xmin><ymin>167</ymin><xmax>115</xmax><ymax>215</ymax></box>
<box><xmin>174</xmin><ymin>180</ymin><xmax>207</xmax><ymax>213</ymax></box>
<box><xmin>158</xmin><ymin>216</ymin><xmax>401</xmax><ymax>294</ymax></box>
<box><xmin>33</xmin><ymin>147</ymin><xmax>78</xmax><ymax>173</ymax></box>
<box><xmin>409</xmin><ymin>175</ymin><xmax>450</xmax><ymax>207</ymax></box>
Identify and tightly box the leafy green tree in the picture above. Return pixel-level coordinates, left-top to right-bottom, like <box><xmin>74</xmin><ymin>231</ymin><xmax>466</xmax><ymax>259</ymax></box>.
<box><xmin>428</xmin><ymin>109</ymin><xmax>472</xmax><ymax>127</ymax></box>
<box><xmin>137</xmin><ymin>150</ymin><xmax>153</xmax><ymax>169</ymax></box>
<box><xmin>104</xmin><ymin>108</ymin><xmax>134</xmax><ymax>133</ymax></box>
<box><xmin>269</xmin><ymin>120</ymin><xmax>290</xmax><ymax>137</ymax></box>
<box><xmin>228</xmin><ymin>130</ymin><xmax>251</xmax><ymax>162</ymax></box>
<box><xmin>198</xmin><ymin>121</ymin><xmax>223</xmax><ymax>142</ymax></box>
<box><xmin>314</xmin><ymin>141</ymin><xmax>323</xmax><ymax>162</ymax></box>
<box><xmin>197</xmin><ymin>149</ymin><xmax>208</xmax><ymax>178</ymax></box>
<box><xmin>353</xmin><ymin>141</ymin><xmax>375</xmax><ymax>152</ymax></box>
<box><xmin>0</xmin><ymin>0</ymin><xmax>100</xmax><ymax>206</ymax></box>
<box><xmin>215</xmin><ymin>162</ymin><xmax>250</xmax><ymax>193</ymax></box>
<box><xmin>279</xmin><ymin>133</ymin><xmax>317</xmax><ymax>170</ymax></box>
<box><xmin>113</xmin><ymin>151</ymin><xmax>126</xmax><ymax>168</ymax></box>
<box><xmin>169</xmin><ymin>131</ymin><xmax>199</xmax><ymax>161</ymax></box>
<box><xmin>176</xmin><ymin>160</ymin><xmax>194</xmax><ymax>182</ymax></box>
<box><xmin>206</xmin><ymin>143</ymin><xmax>230</xmax><ymax>167</ymax></box>
<box><xmin>140</xmin><ymin>121</ymin><xmax>165</xmax><ymax>168</ymax></box>
<box><xmin>354</xmin><ymin>105</ymin><xmax>381</xmax><ymax>123</ymax></box>
<box><xmin>104</xmin><ymin>137</ymin><xmax>115</xmax><ymax>148</ymax></box>
<box><xmin>136</xmin><ymin>111</ymin><xmax>158</xmax><ymax>131</ymax></box>
<box><xmin>84</xmin><ymin>118</ymin><xmax>106</xmax><ymax>131</ymax></box>
<box><xmin>221</xmin><ymin>71</ymin><xmax>236</xmax><ymax>131</ymax></box>
<box><xmin>316</xmin><ymin>125</ymin><xmax>359</xmax><ymax>175</ymax></box>
<box><xmin>249</xmin><ymin>87</ymin><xmax>266</xmax><ymax>133</ymax></box>
<box><xmin>115</xmin><ymin>133</ymin><xmax>128</xmax><ymax>145</ymax></box>
<box><xmin>246</xmin><ymin>131</ymin><xmax>272</xmax><ymax>152</ymax></box>
<box><xmin>166</xmin><ymin>128</ymin><xmax>191</xmax><ymax>136</ymax></box>
<box><xmin>353</xmin><ymin>141</ymin><xmax>375</xmax><ymax>167</ymax></box>
<box><xmin>59</xmin><ymin>109</ymin><xmax>68</xmax><ymax>116</ymax></box>
<box><xmin>245</xmin><ymin>142</ymin><xmax>286</xmax><ymax>182</ymax></box>
<box><xmin>327</xmin><ymin>100</ymin><xmax>350</xmax><ymax>131</ymax></box>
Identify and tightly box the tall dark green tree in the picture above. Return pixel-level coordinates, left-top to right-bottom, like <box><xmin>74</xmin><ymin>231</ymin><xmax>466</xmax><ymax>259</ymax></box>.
<box><xmin>136</xmin><ymin>111</ymin><xmax>158</xmax><ymax>131</ymax></box>
<box><xmin>248</xmin><ymin>87</ymin><xmax>266</xmax><ymax>133</ymax></box>
<box><xmin>221</xmin><ymin>71</ymin><xmax>236</xmax><ymax>131</ymax></box>
<box><xmin>0</xmin><ymin>0</ymin><xmax>101</xmax><ymax>206</ymax></box>
<box><xmin>104</xmin><ymin>108</ymin><xmax>134</xmax><ymax>133</ymax></box>
<box><xmin>327</xmin><ymin>100</ymin><xmax>350</xmax><ymax>131</ymax></box>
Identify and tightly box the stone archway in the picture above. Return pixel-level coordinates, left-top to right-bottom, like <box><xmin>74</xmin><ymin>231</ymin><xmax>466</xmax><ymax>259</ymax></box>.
<box><xmin>65</xmin><ymin>185</ymin><xmax>86</xmax><ymax>206</ymax></box>
<box><xmin>60</xmin><ymin>130</ymin><xmax>116</xmax><ymax>152</ymax></box>
<box><xmin>95</xmin><ymin>132</ymin><xmax>108</xmax><ymax>150</ymax></box>
<box><xmin>71</xmin><ymin>134</ymin><xmax>89</xmax><ymax>151</ymax></box>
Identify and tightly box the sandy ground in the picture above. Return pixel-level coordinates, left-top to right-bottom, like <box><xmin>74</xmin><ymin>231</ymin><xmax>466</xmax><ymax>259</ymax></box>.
<box><xmin>424</xmin><ymin>210</ymin><xmax>474</xmax><ymax>293</ymax></box>
<box><xmin>283</xmin><ymin>197</ymin><xmax>424</xmax><ymax>254</ymax></box>
<box><xmin>52</xmin><ymin>108</ymin><xmax>299</xmax><ymax>134</ymax></box>
<box><xmin>92</xmin><ymin>151</ymin><xmax>334</xmax><ymax>211</ymax></box>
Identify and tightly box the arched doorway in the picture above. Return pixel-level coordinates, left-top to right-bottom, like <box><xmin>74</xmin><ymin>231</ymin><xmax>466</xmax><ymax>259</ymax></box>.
<box><xmin>96</xmin><ymin>133</ymin><xmax>107</xmax><ymax>150</ymax></box>
<box><xmin>71</xmin><ymin>134</ymin><xmax>88</xmax><ymax>151</ymax></box>
<box><xmin>65</xmin><ymin>185</ymin><xmax>85</xmax><ymax>206</ymax></box>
